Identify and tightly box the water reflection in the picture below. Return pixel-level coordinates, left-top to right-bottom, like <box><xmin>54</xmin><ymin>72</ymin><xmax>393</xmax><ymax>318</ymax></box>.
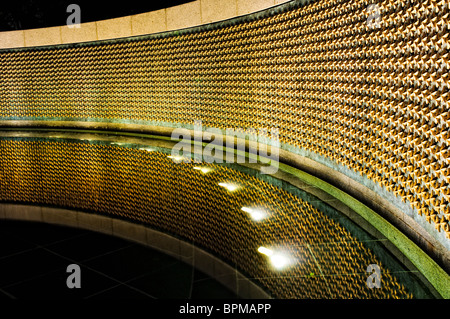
<box><xmin>0</xmin><ymin>131</ymin><xmax>438</xmax><ymax>298</ymax></box>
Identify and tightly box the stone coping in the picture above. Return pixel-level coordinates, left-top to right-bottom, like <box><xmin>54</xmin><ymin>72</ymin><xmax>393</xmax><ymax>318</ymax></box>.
<box><xmin>0</xmin><ymin>0</ymin><xmax>293</xmax><ymax>49</ymax></box>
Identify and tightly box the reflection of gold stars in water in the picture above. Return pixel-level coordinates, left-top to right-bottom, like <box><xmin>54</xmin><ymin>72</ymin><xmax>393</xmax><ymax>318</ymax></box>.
<box><xmin>0</xmin><ymin>138</ymin><xmax>415</xmax><ymax>298</ymax></box>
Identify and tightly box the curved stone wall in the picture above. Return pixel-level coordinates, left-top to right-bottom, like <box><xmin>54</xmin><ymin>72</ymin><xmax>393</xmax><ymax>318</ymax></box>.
<box><xmin>0</xmin><ymin>0</ymin><xmax>449</xmax><ymax>292</ymax></box>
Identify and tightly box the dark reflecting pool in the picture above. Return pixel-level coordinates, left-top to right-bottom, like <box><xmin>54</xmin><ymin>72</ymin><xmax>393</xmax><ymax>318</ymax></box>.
<box><xmin>0</xmin><ymin>220</ymin><xmax>238</xmax><ymax>299</ymax></box>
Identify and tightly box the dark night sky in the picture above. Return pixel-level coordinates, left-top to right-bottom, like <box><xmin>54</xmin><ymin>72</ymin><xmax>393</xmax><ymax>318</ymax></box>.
<box><xmin>0</xmin><ymin>0</ymin><xmax>195</xmax><ymax>31</ymax></box>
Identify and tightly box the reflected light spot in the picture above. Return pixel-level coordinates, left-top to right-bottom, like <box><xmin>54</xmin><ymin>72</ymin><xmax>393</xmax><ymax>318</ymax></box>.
<box><xmin>242</xmin><ymin>207</ymin><xmax>267</xmax><ymax>221</ymax></box>
<box><xmin>258</xmin><ymin>246</ymin><xmax>293</xmax><ymax>270</ymax></box>
<box><xmin>270</xmin><ymin>253</ymin><xmax>290</xmax><ymax>270</ymax></box>
<box><xmin>258</xmin><ymin>246</ymin><xmax>273</xmax><ymax>256</ymax></box>
<box><xmin>168</xmin><ymin>155</ymin><xmax>184</xmax><ymax>162</ymax></box>
<box><xmin>193</xmin><ymin>166</ymin><xmax>212</xmax><ymax>174</ymax></box>
<box><xmin>218</xmin><ymin>182</ymin><xmax>239</xmax><ymax>192</ymax></box>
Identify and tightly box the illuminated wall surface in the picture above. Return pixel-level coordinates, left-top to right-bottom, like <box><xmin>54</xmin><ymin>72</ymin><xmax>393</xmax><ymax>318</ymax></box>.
<box><xmin>0</xmin><ymin>0</ymin><xmax>449</xmax><ymax>298</ymax></box>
